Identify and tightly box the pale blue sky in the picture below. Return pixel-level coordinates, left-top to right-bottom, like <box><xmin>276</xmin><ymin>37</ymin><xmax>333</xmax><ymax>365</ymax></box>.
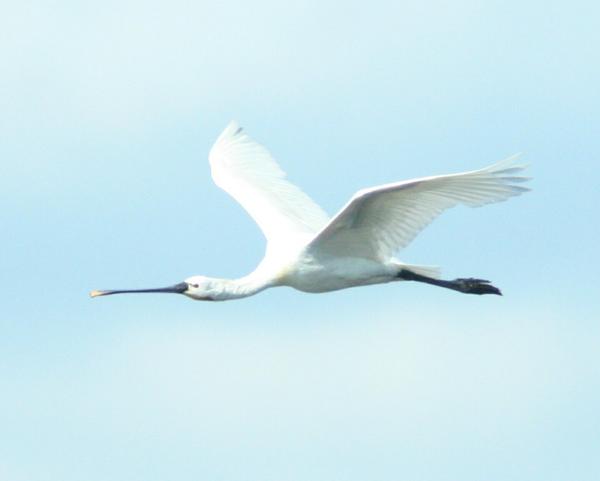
<box><xmin>2</xmin><ymin>1</ymin><xmax>599</xmax><ymax>480</ymax></box>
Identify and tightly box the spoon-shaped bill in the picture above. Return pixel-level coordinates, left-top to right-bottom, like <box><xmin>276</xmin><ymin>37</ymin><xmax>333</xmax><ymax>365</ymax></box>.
<box><xmin>90</xmin><ymin>282</ymin><xmax>188</xmax><ymax>298</ymax></box>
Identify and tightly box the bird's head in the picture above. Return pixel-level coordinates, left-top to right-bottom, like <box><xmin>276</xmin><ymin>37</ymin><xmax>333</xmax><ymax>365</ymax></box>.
<box><xmin>181</xmin><ymin>275</ymin><xmax>218</xmax><ymax>300</ymax></box>
<box><xmin>89</xmin><ymin>275</ymin><xmax>217</xmax><ymax>301</ymax></box>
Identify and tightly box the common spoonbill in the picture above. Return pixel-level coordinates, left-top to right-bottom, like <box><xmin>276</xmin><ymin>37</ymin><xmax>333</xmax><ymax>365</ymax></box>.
<box><xmin>91</xmin><ymin>122</ymin><xmax>530</xmax><ymax>301</ymax></box>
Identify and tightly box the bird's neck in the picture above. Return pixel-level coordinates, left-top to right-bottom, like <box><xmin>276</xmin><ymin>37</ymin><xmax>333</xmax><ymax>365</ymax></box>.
<box><xmin>212</xmin><ymin>275</ymin><xmax>270</xmax><ymax>301</ymax></box>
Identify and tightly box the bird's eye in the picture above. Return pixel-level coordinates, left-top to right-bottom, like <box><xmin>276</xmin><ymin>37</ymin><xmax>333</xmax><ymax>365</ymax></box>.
<box><xmin>191</xmin><ymin>283</ymin><xmax>199</xmax><ymax>288</ymax></box>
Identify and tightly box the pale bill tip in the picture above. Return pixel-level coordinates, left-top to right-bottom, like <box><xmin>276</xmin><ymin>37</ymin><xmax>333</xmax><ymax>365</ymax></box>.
<box><xmin>89</xmin><ymin>290</ymin><xmax>106</xmax><ymax>298</ymax></box>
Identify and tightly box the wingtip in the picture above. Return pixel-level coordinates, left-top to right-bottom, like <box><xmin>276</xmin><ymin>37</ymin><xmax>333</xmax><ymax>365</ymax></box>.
<box><xmin>227</xmin><ymin>120</ymin><xmax>242</xmax><ymax>134</ymax></box>
<box><xmin>490</xmin><ymin>153</ymin><xmax>527</xmax><ymax>169</ymax></box>
<box><xmin>214</xmin><ymin>120</ymin><xmax>243</xmax><ymax>145</ymax></box>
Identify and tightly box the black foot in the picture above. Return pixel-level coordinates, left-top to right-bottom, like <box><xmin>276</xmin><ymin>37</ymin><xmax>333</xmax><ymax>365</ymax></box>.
<box><xmin>451</xmin><ymin>278</ymin><xmax>502</xmax><ymax>296</ymax></box>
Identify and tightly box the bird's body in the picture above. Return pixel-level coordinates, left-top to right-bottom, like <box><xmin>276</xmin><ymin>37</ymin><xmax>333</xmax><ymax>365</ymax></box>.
<box><xmin>281</xmin><ymin>254</ymin><xmax>395</xmax><ymax>294</ymax></box>
<box><xmin>263</xmin><ymin>249</ymin><xmax>397</xmax><ymax>294</ymax></box>
<box><xmin>91</xmin><ymin>121</ymin><xmax>530</xmax><ymax>301</ymax></box>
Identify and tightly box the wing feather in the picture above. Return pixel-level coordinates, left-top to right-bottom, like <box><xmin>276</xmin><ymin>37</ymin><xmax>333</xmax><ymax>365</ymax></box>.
<box><xmin>307</xmin><ymin>156</ymin><xmax>530</xmax><ymax>260</ymax></box>
<box><xmin>209</xmin><ymin>122</ymin><xmax>330</xmax><ymax>248</ymax></box>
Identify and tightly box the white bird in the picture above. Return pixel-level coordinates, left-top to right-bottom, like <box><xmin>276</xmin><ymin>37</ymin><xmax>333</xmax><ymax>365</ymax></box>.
<box><xmin>91</xmin><ymin>121</ymin><xmax>530</xmax><ymax>301</ymax></box>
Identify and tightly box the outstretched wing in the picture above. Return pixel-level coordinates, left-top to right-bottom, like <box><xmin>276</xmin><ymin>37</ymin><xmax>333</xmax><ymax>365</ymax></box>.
<box><xmin>209</xmin><ymin>122</ymin><xmax>330</xmax><ymax>248</ymax></box>
<box><xmin>306</xmin><ymin>156</ymin><xmax>530</xmax><ymax>261</ymax></box>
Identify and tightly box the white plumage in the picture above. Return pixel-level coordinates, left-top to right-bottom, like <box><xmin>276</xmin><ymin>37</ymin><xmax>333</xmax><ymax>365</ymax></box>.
<box><xmin>91</xmin><ymin>121</ymin><xmax>530</xmax><ymax>301</ymax></box>
<box><xmin>209</xmin><ymin>122</ymin><xmax>330</xmax><ymax>246</ymax></box>
<box><xmin>307</xmin><ymin>155</ymin><xmax>528</xmax><ymax>261</ymax></box>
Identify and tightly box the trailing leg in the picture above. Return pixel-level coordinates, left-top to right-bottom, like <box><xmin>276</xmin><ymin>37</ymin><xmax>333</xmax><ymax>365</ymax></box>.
<box><xmin>398</xmin><ymin>269</ymin><xmax>502</xmax><ymax>296</ymax></box>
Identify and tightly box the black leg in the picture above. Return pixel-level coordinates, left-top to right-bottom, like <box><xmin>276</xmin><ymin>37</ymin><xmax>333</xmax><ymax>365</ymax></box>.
<box><xmin>398</xmin><ymin>269</ymin><xmax>502</xmax><ymax>296</ymax></box>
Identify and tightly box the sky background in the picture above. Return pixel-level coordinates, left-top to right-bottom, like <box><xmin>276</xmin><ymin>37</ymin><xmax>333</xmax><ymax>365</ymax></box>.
<box><xmin>2</xmin><ymin>1</ymin><xmax>599</xmax><ymax>480</ymax></box>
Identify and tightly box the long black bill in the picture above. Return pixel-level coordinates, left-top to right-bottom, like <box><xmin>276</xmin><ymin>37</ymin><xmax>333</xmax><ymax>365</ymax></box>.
<box><xmin>90</xmin><ymin>282</ymin><xmax>188</xmax><ymax>298</ymax></box>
